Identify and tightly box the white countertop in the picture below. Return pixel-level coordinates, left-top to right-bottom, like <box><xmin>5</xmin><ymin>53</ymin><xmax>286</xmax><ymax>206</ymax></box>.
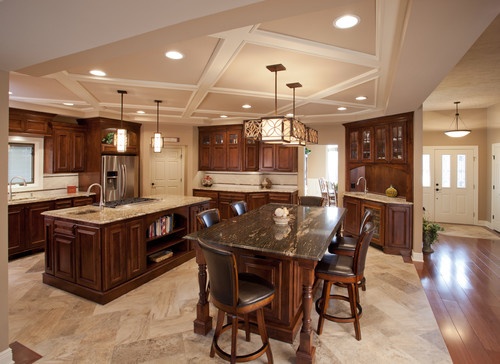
<box><xmin>42</xmin><ymin>195</ymin><xmax>211</xmax><ymax>225</ymax></box>
<box><xmin>343</xmin><ymin>192</ymin><xmax>413</xmax><ymax>205</ymax></box>
<box><xmin>194</xmin><ymin>185</ymin><xmax>298</xmax><ymax>193</ymax></box>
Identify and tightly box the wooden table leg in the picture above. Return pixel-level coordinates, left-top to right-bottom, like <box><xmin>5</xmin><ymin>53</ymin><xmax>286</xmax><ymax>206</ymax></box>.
<box><xmin>193</xmin><ymin>246</ymin><xmax>212</xmax><ymax>335</ymax></box>
<box><xmin>296</xmin><ymin>260</ymin><xmax>316</xmax><ymax>364</ymax></box>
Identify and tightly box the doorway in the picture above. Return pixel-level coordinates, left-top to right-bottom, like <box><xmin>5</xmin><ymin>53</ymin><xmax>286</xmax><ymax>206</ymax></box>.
<box><xmin>150</xmin><ymin>146</ymin><xmax>185</xmax><ymax>196</ymax></box>
<box><xmin>423</xmin><ymin>146</ymin><xmax>477</xmax><ymax>224</ymax></box>
<box><xmin>492</xmin><ymin>143</ymin><xmax>500</xmax><ymax>232</ymax></box>
<box><xmin>305</xmin><ymin>145</ymin><xmax>338</xmax><ymax>196</ymax></box>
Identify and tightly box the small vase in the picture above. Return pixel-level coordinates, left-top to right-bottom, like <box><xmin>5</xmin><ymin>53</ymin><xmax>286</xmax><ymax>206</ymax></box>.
<box><xmin>385</xmin><ymin>185</ymin><xmax>398</xmax><ymax>197</ymax></box>
<box><xmin>422</xmin><ymin>232</ymin><xmax>434</xmax><ymax>253</ymax></box>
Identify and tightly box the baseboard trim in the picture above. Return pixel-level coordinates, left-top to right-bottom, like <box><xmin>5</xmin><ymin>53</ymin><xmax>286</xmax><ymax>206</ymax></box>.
<box><xmin>0</xmin><ymin>347</ymin><xmax>14</xmax><ymax>364</ymax></box>
<box><xmin>412</xmin><ymin>251</ymin><xmax>424</xmax><ymax>262</ymax></box>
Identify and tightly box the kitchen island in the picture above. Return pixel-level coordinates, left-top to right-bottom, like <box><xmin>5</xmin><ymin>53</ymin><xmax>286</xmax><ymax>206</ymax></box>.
<box><xmin>185</xmin><ymin>203</ymin><xmax>346</xmax><ymax>364</ymax></box>
<box><xmin>42</xmin><ymin>195</ymin><xmax>210</xmax><ymax>304</ymax></box>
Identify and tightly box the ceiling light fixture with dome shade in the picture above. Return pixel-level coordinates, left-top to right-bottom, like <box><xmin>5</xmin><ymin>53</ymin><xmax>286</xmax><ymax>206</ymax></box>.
<box><xmin>151</xmin><ymin>100</ymin><xmax>164</xmax><ymax>153</ymax></box>
<box><xmin>445</xmin><ymin>101</ymin><xmax>471</xmax><ymax>137</ymax></box>
<box><xmin>115</xmin><ymin>90</ymin><xmax>128</xmax><ymax>152</ymax></box>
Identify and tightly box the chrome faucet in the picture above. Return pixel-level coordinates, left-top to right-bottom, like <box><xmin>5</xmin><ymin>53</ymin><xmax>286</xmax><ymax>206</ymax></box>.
<box><xmin>87</xmin><ymin>183</ymin><xmax>105</xmax><ymax>210</ymax></box>
<box><xmin>9</xmin><ymin>176</ymin><xmax>27</xmax><ymax>201</ymax></box>
<box><xmin>356</xmin><ymin>176</ymin><xmax>368</xmax><ymax>194</ymax></box>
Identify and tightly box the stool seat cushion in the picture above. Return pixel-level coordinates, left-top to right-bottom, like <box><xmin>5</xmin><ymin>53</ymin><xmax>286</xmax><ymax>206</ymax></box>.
<box><xmin>238</xmin><ymin>273</ymin><xmax>275</xmax><ymax>307</ymax></box>
<box><xmin>316</xmin><ymin>253</ymin><xmax>355</xmax><ymax>277</ymax></box>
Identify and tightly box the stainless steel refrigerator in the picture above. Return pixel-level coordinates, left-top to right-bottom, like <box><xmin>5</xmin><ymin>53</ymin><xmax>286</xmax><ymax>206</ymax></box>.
<box><xmin>102</xmin><ymin>155</ymin><xmax>139</xmax><ymax>202</ymax></box>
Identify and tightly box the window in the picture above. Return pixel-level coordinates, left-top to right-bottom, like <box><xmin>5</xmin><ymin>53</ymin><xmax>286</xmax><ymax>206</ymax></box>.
<box><xmin>8</xmin><ymin>136</ymin><xmax>44</xmax><ymax>192</ymax></box>
<box><xmin>422</xmin><ymin>154</ymin><xmax>430</xmax><ymax>187</ymax></box>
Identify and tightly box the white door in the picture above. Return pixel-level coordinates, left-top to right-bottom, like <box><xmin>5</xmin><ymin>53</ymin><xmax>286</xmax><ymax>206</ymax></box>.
<box><xmin>424</xmin><ymin>147</ymin><xmax>476</xmax><ymax>224</ymax></box>
<box><xmin>492</xmin><ymin>144</ymin><xmax>500</xmax><ymax>232</ymax></box>
<box><xmin>150</xmin><ymin>146</ymin><xmax>184</xmax><ymax>196</ymax></box>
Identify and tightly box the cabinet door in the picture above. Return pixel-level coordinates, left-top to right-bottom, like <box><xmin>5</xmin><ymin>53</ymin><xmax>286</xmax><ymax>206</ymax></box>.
<box><xmin>72</xmin><ymin>131</ymin><xmax>86</xmax><ymax>171</ymax></box>
<box><xmin>342</xmin><ymin>197</ymin><xmax>361</xmax><ymax>236</ymax></box>
<box><xmin>385</xmin><ymin>205</ymin><xmax>412</xmax><ymax>255</ymax></box>
<box><xmin>189</xmin><ymin>202</ymin><xmax>211</xmax><ymax>233</ymax></box>
<box><xmin>349</xmin><ymin>130</ymin><xmax>360</xmax><ymax>162</ymax></box>
<box><xmin>244</xmin><ymin>139</ymin><xmax>259</xmax><ymax>171</ymax></box>
<box><xmin>268</xmin><ymin>192</ymin><xmax>293</xmax><ymax>204</ymax></box>
<box><xmin>361</xmin><ymin>127</ymin><xmax>373</xmax><ymax>162</ymax></box>
<box><xmin>226</xmin><ymin>127</ymin><xmax>242</xmax><ymax>171</ymax></box>
<box><xmin>54</xmin><ymin>198</ymin><xmax>73</xmax><ymax>209</ymax></box>
<box><xmin>54</xmin><ymin>232</ymin><xmax>75</xmax><ymax>282</ymax></box>
<box><xmin>73</xmin><ymin>196</ymin><xmax>95</xmax><ymax>207</ymax></box>
<box><xmin>219</xmin><ymin>192</ymin><xmax>246</xmax><ymax>220</ymax></box>
<box><xmin>275</xmin><ymin>146</ymin><xmax>297</xmax><ymax>172</ymax></box>
<box><xmin>53</xmin><ymin>129</ymin><xmax>71</xmax><ymax>172</ymax></box>
<box><xmin>198</xmin><ymin>131</ymin><xmax>211</xmax><ymax>170</ymax></box>
<box><xmin>26</xmin><ymin>201</ymin><xmax>54</xmax><ymax>250</ymax></box>
<box><xmin>103</xmin><ymin>223</ymin><xmax>128</xmax><ymax>290</ymax></box>
<box><xmin>247</xmin><ymin>193</ymin><xmax>268</xmax><ymax>210</ymax></box>
<box><xmin>8</xmin><ymin>205</ymin><xmax>25</xmax><ymax>255</ymax></box>
<box><xmin>211</xmin><ymin>130</ymin><xmax>226</xmax><ymax>170</ymax></box>
<box><xmin>362</xmin><ymin>202</ymin><xmax>384</xmax><ymax>246</ymax></box>
<box><xmin>193</xmin><ymin>189</ymin><xmax>218</xmax><ymax>210</ymax></box>
<box><xmin>374</xmin><ymin>125</ymin><xmax>388</xmax><ymax>162</ymax></box>
<box><xmin>75</xmin><ymin>225</ymin><xmax>101</xmax><ymax>290</ymax></box>
<box><xmin>390</xmin><ymin>122</ymin><xmax>406</xmax><ymax>162</ymax></box>
<box><xmin>127</xmin><ymin>219</ymin><xmax>146</xmax><ymax>278</ymax></box>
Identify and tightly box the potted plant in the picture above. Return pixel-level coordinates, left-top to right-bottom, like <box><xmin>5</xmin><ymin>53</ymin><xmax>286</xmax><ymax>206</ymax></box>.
<box><xmin>422</xmin><ymin>217</ymin><xmax>443</xmax><ymax>253</ymax></box>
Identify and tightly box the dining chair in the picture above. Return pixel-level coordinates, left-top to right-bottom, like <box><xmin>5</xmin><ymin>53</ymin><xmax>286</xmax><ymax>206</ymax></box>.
<box><xmin>315</xmin><ymin>221</ymin><xmax>375</xmax><ymax>340</ymax></box>
<box><xmin>230</xmin><ymin>200</ymin><xmax>248</xmax><ymax>216</ymax></box>
<box><xmin>197</xmin><ymin>238</ymin><xmax>275</xmax><ymax>363</ymax></box>
<box><xmin>196</xmin><ymin>208</ymin><xmax>221</xmax><ymax>229</ymax></box>
<box><xmin>318</xmin><ymin>178</ymin><xmax>337</xmax><ymax>206</ymax></box>
<box><xmin>298</xmin><ymin>196</ymin><xmax>325</xmax><ymax>206</ymax></box>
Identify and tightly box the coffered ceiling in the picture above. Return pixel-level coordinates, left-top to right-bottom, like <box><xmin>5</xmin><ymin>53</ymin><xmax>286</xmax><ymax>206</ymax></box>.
<box><xmin>2</xmin><ymin>0</ymin><xmax>499</xmax><ymax>127</ymax></box>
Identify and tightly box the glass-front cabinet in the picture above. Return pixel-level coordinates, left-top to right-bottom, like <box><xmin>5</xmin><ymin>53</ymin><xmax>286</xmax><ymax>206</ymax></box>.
<box><xmin>390</xmin><ymin>122</ymin><xmax>405</xmax><ymax>162</ymax></box>
<box><xmin>349</xmin><ymin>130</ymin><xmax>359</xmax><ymax>162</ymax></box>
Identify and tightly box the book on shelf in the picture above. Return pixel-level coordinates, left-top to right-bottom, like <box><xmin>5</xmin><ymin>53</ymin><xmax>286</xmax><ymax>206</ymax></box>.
<box><xmin>147</xmin><ymin>214</ymin><xmax>174</xmax><ymax>238</ymax></box>
<box><xmin>148</xmin><ymin>249</ymin><xmax>173</xmax><ymax>263</ymax></box>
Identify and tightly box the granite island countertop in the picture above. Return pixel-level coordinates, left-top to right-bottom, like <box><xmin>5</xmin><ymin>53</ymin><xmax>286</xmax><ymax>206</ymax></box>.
<box><xmin>42</xmin><ymin>195</ymin><xmax>211</xmax><ymax>225</ymax></box>
<box><xmin>343</xmin><ymin>191</ymin><xmax>413</xmax><ymax>205</ymax></box>
<box><xmin>8</xmin><ymin>191</ymin><xmax>96</xmax><ymax>206</ymax></box>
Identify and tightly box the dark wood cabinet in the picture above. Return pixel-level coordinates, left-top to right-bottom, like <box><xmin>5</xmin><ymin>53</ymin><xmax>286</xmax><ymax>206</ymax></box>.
<box><xmin>268</xmin><ymin>191</ymin><xmax>298</xmax><ymax>204</ymax></box>
<box><xmin>8</xmin><ymin>205</ymin><xmax>25</xmax><ymax>256</ymax></box>
<box><xmin>246</xmin><ymin>192</ymin><xmax>268</xmax><ymax>210</ymax></box>
<box><xmin>9</xmin><ymin>108</ymin><xmax>54</xmax><ymax>135</ymax></box>
<box><xmin>103</xmin><ymin>223</ymin><xmax>128</xmax><ymax>290</ymax></box>
<box><xmin>26</xmin><ymin>201</ymin><xmax>54</xmax><ymax>250</ymax></box>
<box><xmin>343</xmin><ymin>195</ymin><xmax>412</xmax><ymax>257</ymax></box>
<box><xmin>260</xmin><ymin>144</ymin><xmax>297</xmax><ymax>172</ymax></box>
<box><xmin>75</xmin><ymin>225</ymin><xmax>101</xmax><ymax>290</ymax></box>
<box><xmin>193</xmin><ymin>189</ymin><xmax>219</xmax><ymax>209</ymax></box>
<box><xmin>344</xmin><ymin>112</ymin><xmax>413</xmax><ymax>201</ymax></box>
<box><xmin>73</xmin><ymin>196</ymin><xmax>95</xmax><ymax>207</ymax></box>
<box><xmin>189</xmin><ymin>202</ymin><xmax>211</xmax><ymax>233</ymax></box>
<box><xmin>198</xmin><ymin>125</ymin><xmax>242</xmax><ymax>171</ymax></box>
<box><xmin>218</xmin><ymin>192</ymin><xmax>246</xmax><ymax>220</ymax></box>
<box><xmin>244</xmin><ymin>139</ymin><xmax>259</xmax><ymax>171</ymax></box>
<box><xmin>127</xmin><ymin>219</ymin><xmax>146</xmax><ymax>279</ymax></box>
<box><xmin>45</xmin><ymin>123</ymin><xmax>86</xmax><ymax>173</ymax></box>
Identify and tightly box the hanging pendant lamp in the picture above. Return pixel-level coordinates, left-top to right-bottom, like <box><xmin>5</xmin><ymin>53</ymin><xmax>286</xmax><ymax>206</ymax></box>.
<box><xmin>151</xmin><ymin>100</ymin><xmax>164</xmax><ymax>153</ymax></box>
<box><xmin>260</xmin><ymin>64</ymin><xmax>290</xmax><ymax>144</ymax></box>
<box><xmin>115</xmin><ymin>90</ymin><xmax>128</xmax><ymax>152</ymax></box>
<box><xmin>444</xmin><ymin>101</ymin><xmax>470</xmax><ymax>138</ymax></box>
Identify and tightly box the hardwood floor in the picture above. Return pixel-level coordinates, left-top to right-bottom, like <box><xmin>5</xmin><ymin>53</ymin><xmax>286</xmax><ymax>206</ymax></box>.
<box><xmin>414</xmin><ymin>231</ymin><xmax>500</xmax><ymax>364</ymax></box>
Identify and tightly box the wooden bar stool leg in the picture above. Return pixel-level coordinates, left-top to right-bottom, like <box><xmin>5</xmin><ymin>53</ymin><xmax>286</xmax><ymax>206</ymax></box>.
<box><xmin>231</xmin><ymin>315</ymin><xmax>238</xmax><ymax>363</ymax></box>
<box><xmin>348</xmin><ymin>284</ymin><xmax>361</xmax><ymax>341</ymax></box>
<box><xmin>244</xmin><ymin>313</ymin><xmax>250</xmax><ymax>341</ymax></box>
<box><xmin>256</xmin><ymin>308</ymin><xmax>273</xmax><ymax>364</ymax></box>
<box><xmin>212</xmin><ymin>309</ymin><xmax>225</xmax><ymax>358</ymax></box>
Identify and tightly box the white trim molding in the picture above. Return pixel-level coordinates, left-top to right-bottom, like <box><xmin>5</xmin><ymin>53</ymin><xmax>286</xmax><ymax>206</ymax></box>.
<box><xmin>0</xmin><ymin>347</ymin><xmax>14</xmax><ymax>364</ymax></box>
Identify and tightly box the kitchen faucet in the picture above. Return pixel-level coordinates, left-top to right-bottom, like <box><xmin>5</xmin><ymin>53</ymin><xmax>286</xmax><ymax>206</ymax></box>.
<box><xmin>87</xmin><ymin>183</ymin><xmax>105</xmax><ymax>210</ymax></box>
<box><xmin>9</xmin><ymin>176</ymin><xmax>27</xmax><ymax>201</ymax></box>
<box><xmin>356</xmin><ymin>176</ymin><xmax>368</xmax><ymax>194</ymax></box>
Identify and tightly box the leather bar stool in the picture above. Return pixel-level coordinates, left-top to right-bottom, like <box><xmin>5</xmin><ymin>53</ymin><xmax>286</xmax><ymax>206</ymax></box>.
<box><xmin>298</xmin><ymin>196</ymin><xmax>325</xmax><ymax>206</ymax></box>
<box><xmin>197</xmin><ymin>208</ymin><xmax>221</xmax><ymax>229</ymax></box>
<box><xmin>197</xmin><ymin>238</ymin><xmax>275</xmax><ymax>363</ymax></box>
<box><xmin>230</xmin><ymin>201</ymin><xmax>248</xmax><ymax>216</ymax></box>
<box><xmin>315</xmin><ymin>221</ymin><xmax>375</xmax><ymax>340</ymax></box>
<box><xmin>328</xmin><ymin>209</ymin><xmax>372</xmax><ymax>291</ymax></box>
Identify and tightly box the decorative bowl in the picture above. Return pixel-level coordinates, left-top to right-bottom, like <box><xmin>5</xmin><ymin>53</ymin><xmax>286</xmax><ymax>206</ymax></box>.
<box><xmin>273</xmin><ymin>215</ymin><xmax>289</xmax><ymax>225</ymax></box>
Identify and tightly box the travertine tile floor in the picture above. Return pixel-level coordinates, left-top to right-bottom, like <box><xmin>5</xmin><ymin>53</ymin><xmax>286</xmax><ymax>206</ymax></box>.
<box><xmin>8</xmin><ymin>248</ymin><xmax>452</xmax><ymax>363</ymax></box>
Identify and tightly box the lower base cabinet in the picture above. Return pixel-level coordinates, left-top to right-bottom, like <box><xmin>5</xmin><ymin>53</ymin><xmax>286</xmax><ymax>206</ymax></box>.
<box><xmin>343</xmin><ymin>195</ymin><xmax>412</xmax><ymax>256</ymax></box>
<box><xmin>43</xmin><ymin>201</ymin><xmax>209</xmax><ymax>304</ymax></box>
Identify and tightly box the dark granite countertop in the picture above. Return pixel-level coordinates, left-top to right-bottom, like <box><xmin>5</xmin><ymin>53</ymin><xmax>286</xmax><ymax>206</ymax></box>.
<box><xmin>185</xmin><ymin>203</ymin><xmax>346</xmax><ymax>261</ymax></box>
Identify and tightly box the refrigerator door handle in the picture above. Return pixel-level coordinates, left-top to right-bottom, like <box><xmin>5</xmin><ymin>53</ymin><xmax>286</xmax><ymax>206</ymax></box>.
<box><xmin>121</xmin><ymin>164</ymin><xmax>127</xmax><ymax>199</ymax></box>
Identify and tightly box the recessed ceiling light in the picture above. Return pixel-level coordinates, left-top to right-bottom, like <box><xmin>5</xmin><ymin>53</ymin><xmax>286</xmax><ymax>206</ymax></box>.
<box><xmin>63</xmin><ymin>102</ymin><xmax>74</xmax><ymax>106</ymax></box>
<box><xmin>165</xmin><ymin>51</ymin><xmax>184</xmax><ymax>60</ymax></box>
<box><xmin>89</xmin><ymin>69</ymin><xmax>106</xmax><ymax>77</ymax></box>
<box><xmin>136</xmin><ymin>110</ymin><xmax>145</xmax><ymax>114</ymax></box>
<box><xmin>338</xmin><ymin>106</ymin><xmax>347</xmax><ymax>111</ymax></box>
<box><xmin>220</xmin><ymin>115</ymin><xmax>228</xmax><ymax>118</ymax></box>
<box><xmin>242</xmin><ymin>104</ymin><xmax>252</xmax><ymax>109</ymax></box>
<box><xmin>8</xmin><ymin>91</ymin><xmax>12</xmax><ymax>95</ymax></box>
<box><xmin>334</xmin><ymin>15</ymin><xmax>360</xmax><ymax>29</ymax></box>
<box><xmin>355</xmin><ymin>96</ymin><xmax>367</xmax><ymax>101</ymax></box>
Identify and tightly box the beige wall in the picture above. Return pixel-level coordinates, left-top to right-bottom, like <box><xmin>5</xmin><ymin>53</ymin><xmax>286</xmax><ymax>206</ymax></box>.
<box><xmin>1</xmin><ymin>71</ymin><xmax>11</xmax><ymax>359</ymax></box>
<box><xmin>423</xmin><ymin>108</ymin><xmax>494</xmax><ymax>222</ymax></box>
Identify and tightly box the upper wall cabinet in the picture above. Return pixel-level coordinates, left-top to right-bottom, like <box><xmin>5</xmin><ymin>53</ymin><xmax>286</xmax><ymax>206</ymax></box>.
<box><xmin>259</xmin><ymin>144</ymin><xmax>298</xmax><ymax>172</ymax></box>
<box><xmin>44</xmin><ymin>122</ymin><xmax>86</xmax><ymax>174</ymax></box>
<box><xmin>198</xmin><ymin>125</ymin><xmax>242</xmax><ymax>171</ymax></box>
<box><xmin>344</xmin><ymin>112</ymin><xmax>413</xmax><ymax>201</ymax></box>
<box><xmin>9</xmin><ymin>108</ymin><xmax>54</xmax><ymax>136</ymax></box>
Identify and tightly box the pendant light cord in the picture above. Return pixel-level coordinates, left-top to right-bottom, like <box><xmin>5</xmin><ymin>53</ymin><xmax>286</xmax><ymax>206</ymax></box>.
<box><xmin>155</xmin><ymin>100</ymin><xmax>162</xmax><ymax>132</ymax></box>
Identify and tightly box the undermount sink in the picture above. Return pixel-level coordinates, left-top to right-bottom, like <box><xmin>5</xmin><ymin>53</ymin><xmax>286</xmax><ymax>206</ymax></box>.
<box><xmin>69</xmin><ymin>208</ymin><xmax>102</xmax><ymax>216</ymax></box>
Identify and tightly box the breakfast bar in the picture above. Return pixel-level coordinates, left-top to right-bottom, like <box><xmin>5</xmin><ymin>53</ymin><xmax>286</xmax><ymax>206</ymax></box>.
<box><xmin>185</xmin><ymin>203</ymin><xmax>346</xmax><ymax>364</ymax></box>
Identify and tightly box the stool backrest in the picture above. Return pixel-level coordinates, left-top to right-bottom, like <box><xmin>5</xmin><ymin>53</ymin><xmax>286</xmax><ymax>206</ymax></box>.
<box><xmin>196</xmin><ymin>208</ymin><xmax>221</xmax><ymax>229</ymax></box>
<box><xmin>354</xmin><ymin>221</ymin><xmax>376</xmax><ymax>276</ymax></box>
<box><xmin>298</xmin><ymin>196</ymin><xmax>325</xmax><ymax>206</ymax></box>
<box><xmin>197</xmin><ymin>238</ymin><xmax>238</xmax><ymax>307</ymax></box>
<box><xmin>359</xmin><ymin>209</ymin><xmax>373</xmax><ymax>235</ymax></box>
<box><xmin>230</xmin><ymin>200</ymin><xmax>248</xmax><ymax>216</ymax></box>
